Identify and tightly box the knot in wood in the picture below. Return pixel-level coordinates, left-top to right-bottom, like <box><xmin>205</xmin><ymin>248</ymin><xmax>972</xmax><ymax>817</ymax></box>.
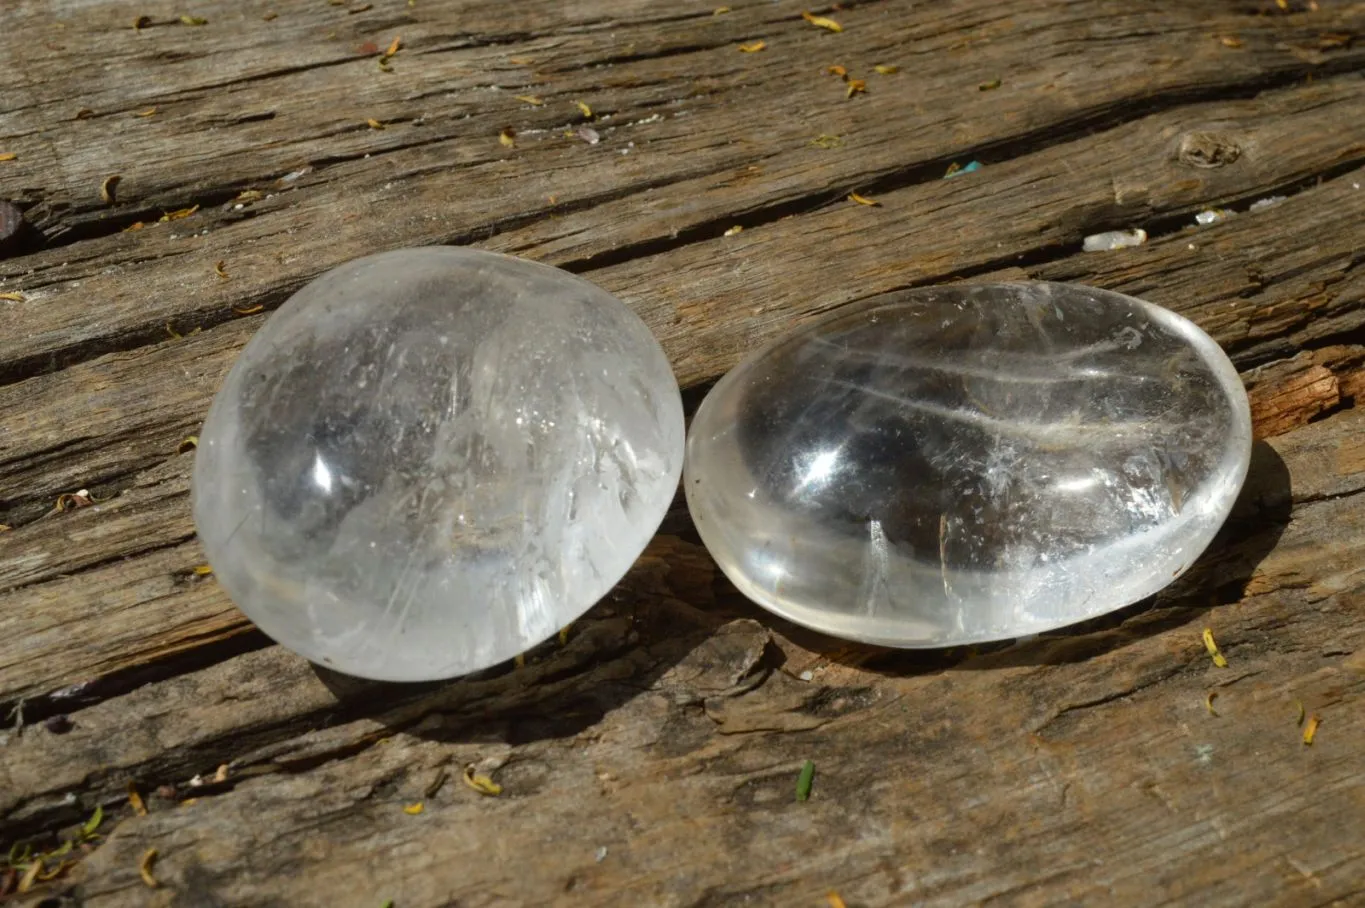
<box><xmin>1177</xmin><ymin>131</ymin><xmax>1242</xmax><ymax>169</ymax></box>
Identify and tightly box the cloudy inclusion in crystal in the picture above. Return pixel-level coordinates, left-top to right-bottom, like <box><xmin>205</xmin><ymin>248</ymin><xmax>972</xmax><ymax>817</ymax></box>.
<box><xmin>193</xmin><ymin>247</ymin><xmax>684</xmax><ymax>681</ymax></box>
<box><xmin>685</xmin><ymin>282</ymin><xmax>1252</xmax><ymax>646</ymax></box>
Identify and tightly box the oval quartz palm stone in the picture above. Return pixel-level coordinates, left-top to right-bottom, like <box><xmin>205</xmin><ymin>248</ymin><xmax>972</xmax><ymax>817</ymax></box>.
<box><xmin>686</xmin><ymin>283</ymin><xmax>1251</xmax><ymax>646</ymax></box>
<box><xmin>194</xmin><ymin>247</ymin><xmax>684</xmax><ymax>681</ymax></box>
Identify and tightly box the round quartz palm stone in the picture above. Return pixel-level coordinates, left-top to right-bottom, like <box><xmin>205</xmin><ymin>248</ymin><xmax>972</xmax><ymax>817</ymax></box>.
<box><xmin>685</xmin><ymin>282</ymin><xmax>1252</xmax><ymax>646</ymax></box>
<box><xmin>193</xmin><ymin>247</ymin><xmax>684</xmax><ymax>681</ymax></box>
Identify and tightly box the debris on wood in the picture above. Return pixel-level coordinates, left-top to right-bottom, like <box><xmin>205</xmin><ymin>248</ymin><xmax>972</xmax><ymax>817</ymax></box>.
<box><xmin>159</xmin><ymin>204</ymin><xmax>199</xmax><ymax>222</ymax></box>
<box><xmin>262</xmin><ymin>10</ymin><xmax>278</xmax><ymax>20</ymax></box>
<box><xmin>132</xmin><ymin>15</ymin><xmax>152</xmax><ymax>29</ymax></box>
<box><xmin>1195</xmin><ymin>209</ymin><xmax>1230</xmax><ymax>225</ymax></box>
<box><xmin>738</xmin><ymin>40</ymin><xmax>766</xmax><ymax>52</ymax></box>
<box><xmin>848</xmin><ymin>192</ymin><xmax>880</xmax><ymax>207</ymax></box>
<box><xmin>214</xmin><ymin>260</ymin><xmax>229</xmax><ymax>279</ymax></box>
<box><xmin>214</xmin><ymin>764</ymin><xmax>229</xmax><ymax>783</ymax></box>
<box><xmin>0</xmin><ymin>153</ymin><xmax>16</xmax><ymax>162</ymax></box>
<box><xmin>128</xmin><ymin>782</ymin><xmax>148</xmax><ymax>816</ymax></box>
<box><xmin>723</xmin><ymin>225</ymin><xmax>744</xmax><ymax>236</ymax></box>
<box><xmin>507</xmin><ymin>56</ymin><xmax>533</xmax><ymax>65</ymax></box>
<box><xmin>874</xmin><ymin>64</ymin><xmax>899</xmax><ymax>74</ymax></box>
<box><xmin>403</xmin><ymin>802</ymin><xmax>425</xmax><ymax>815</ymax></box>
<box><xmin>135</xmin><ymin>107</ymin><xmax>158</xmax><ymax>117</ymax></box>
<box><xmin>810</xmin><ymin>134</ymin><xmax>843</xmax><ymax>149</ymax></box>
<box><xmin>499</xmin><ymin>127</ymin><xmax>516</xmax><ymax>148</ymax></box>
<box><xmin>1296</xmin><ymin>700</ymin><xmax>1306</xmax><ymax>726</ymax></box>
<box><xmin>82</xmin><ymin>804</ymin><xmax>105</xmax><ymax>839</ymax></box>
<box><xmin>0</xmin><ymin>291</ymin><xmax>25</xmax><ymax>302</ymax></box>
<box><xmin>1082</xmin><ymin>228</ymin><xmax>1147</xmax><ymax>252</ymax></box>
<box><xmin>558</xmin><ymin>624</ymin><xmax>572</xmax><ymax>645</ymax></box>
<box><xmin>192</xmin><ymin>564</ymin><xmax>214</xmax><ymax>576</ymax></box>
<box><xmin>366</xmin><ymin>118</ymin><xmax>385</xmax><ymax>129</ymax></box>
<box><xmin>179</xmin><ymin>15</ymin><xmax>207</xmax><ymax>26</ymax></box>
<box><xmin>827</xmin><ymin>893</ymin><xmax>848</xmax><ymax>908</ymax></box>
<box><xmin>138</xmin><ymin>848</ymin><xmax>159</xmax><ymax>887</ymax></box>
<box><xmin>74</xmin><ymin>108</ymin><xmax>94</xmax><ymax>119</ymax></box>
<box><xmin>462</xmin><ymin>765</ymin><xmax>503</xmax><ymax>796</ymax></box>
<box><xmin>802</xmin><ymin>11</ymin><xmax>843</xmax><ymax>32</ymax></box>
<box><xmin>514</xmin><ymin>95</ymin><xmax>544</xmax><ymax>106</ymax></box>
<box><xmin>1219</xmin><ymin>35</ymin><xmax>1244</xmax><ymax>48</ymax></box>
<box><xmin>575</xmin><ymin>100</ymin><xmax>593</xmax><ymax>118</ymax></box>
<box><xmin>845</xmin><ymin>79</ymin><xmax>866</xmax><ymax>98</ymax></box>
<box><xmin>1249</xmin><ymin>195</ymin><xmax>1287</xmax><ymax>212</ymax></box>
<box><xmin>796</xmin><ymin>759</ymin><xmax>816</xmax><ymax>801</ymax></box>
<box><xmin>714</xmin><ymin>6</ymin><xmax>730</xmax><ymax>13</ymax></box>
<box><xmin>100</xmin><ymin>174</ymin><xmax>121</xmax><ymax>204</ymax></box>
<box><xmin>514</xmin><ymin>653</ymin><xmax>526</xmax><ymax>668</ymax></box>
<box><xmin>17</xmin><ymin>860</ymin><xmax>41</xmax><ymax>894</ymax></box>
<box><xmin>944</xmin><ymin>160</ymin><xmax>982</xmax><ymax>178</ymax></box>
<box><xmin>978</xmin><ymin>78</ymin><xmax>1002</xmax><ymax>91</ymax></box>
<box><xmin>1303</xmin><ymin>713</ymin><xmax>1321</xmax><ymax>745</ymax></box>
<box><xmin>1201</xmin><ymin>627</ymin><xmax>1229</xmax><ymax>668</ymax></box>
<box><xmin>576</xmin><ymin>126</ymin><xmax>600</xmax><ymax>145</ymax></box>
<box><xmin>1205</xmin><ymin>691</ymin><xmax>1219</xmax><ymax>717</ymax></box>
<box><xmin>56</xmin><ymin>490</ymin><xmax>100</xmax><ymax>511</ymax></box>
<box><xmin>232</xmin><ymin>303</ymin><xmax>264</xmax><ymax>314</ymax></box>
<box><xmin>826</xmin><ymin>64</ymin><xmax>847</xmax><ymax>77</ymax></box>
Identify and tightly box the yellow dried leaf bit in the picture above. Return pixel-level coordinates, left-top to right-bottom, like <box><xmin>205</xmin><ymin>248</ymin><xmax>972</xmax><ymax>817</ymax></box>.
<box><xmin>462</xmin><ymin>764</ymin><xmax>502</xmax><ymax>796</ymax></box>
<box><xmin>0</xmin><ymin>291</ymin><xmax>25</xmax><ymax>302</ymax></box>
<box><xmin>514</xmin><ymin>95</ymin><xmax>543</xmax><ymax>106</ymax></box>
<box><xmin>874</xmin><ymin>64</ymin><xmax>899</xmax><ymax>74</ymax></box>
<box><xmin>826</xmin><ymin>64</ymin><xmax>847</xmax><ymax>77</ymax></box>
<box><xmin>178</xmin><ymin>436</ymin><xmax>199</xmax><ymax>453</ymax></box>
<box><xmin>1201</xmin><ymin>628</ymin><xmax>1228</xmax><ymax>668</ymax></box>
<box><xmin>366</xmin><ymin>118</ymin><xmax>385</xmax><ymax>130</ymax></box>
<box><xmin>192</xmin><ymin>564</ymin><xmax>214</xmax><ymax>576</ymax></box>
<box><xmin>848</xmin><ymin>192</ymin><xmax>879</xmax><ymax>207</ymax></box>
<box><xmin>214</xmin><ymin>260</ymin><xmax>229</xmax><ymax>279</ymax></box>
<box><xmin>0</xmin><ymin>153</ymin><xmax>17</xmax><ymax>162</ymax></box>
<box><xmin>845</xmin><ymin>78</ymin><xmax>866</xmax><ymax>98</ymax></box>
<box><xmin>802</xmin><ymin>11</ymin><xmax>843</xmax><ymax>32</ymax></box>
<box><xmin>180</xmin><ymin>15</ymin><xmax>207</xmax><ymax>26</ymax></box>
<box><xmin>138</xmin><ymin>848</ymin><xmax>159</xmax><ymax>887</ymax></box>
<box><xmin>738</xmin><ymin>40</ymin><xmax>766</xmax><ymax>52</ymax></box>
<box><xmin>499</xmin><ymin>127</ymin><xmax>516</xmax><ymax>148</ymax></box>
<box><xmin>575</xmin><ymin>100</ymin><xmax>593</xmax><ymax>118</ymax></box>
<box><xmin>1303</xmin><ymin>713</ymin><xmax>1321</xmax><ymax>745</ymax></box>
<box><xmin>403</xmin><ymin>802</ymin><xmax>424</xmax><ymax>815</ymax></box>
<box><xmin>1205</xmin><ymin>691</ymin><xmax>1219</xmax><ymax>717</ymax></box>
<box><xmin>128</xmin><ymin>781</ymin><xmax>149</xmax><ymax>816</ymax></box>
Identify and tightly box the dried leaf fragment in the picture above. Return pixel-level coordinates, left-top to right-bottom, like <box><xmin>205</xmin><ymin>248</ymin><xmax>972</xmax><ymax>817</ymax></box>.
<box><xmin>128</xmin><ymin>782</ymin><xmax>148</xmax><ymax>816</ymax></box>
<box><xmin>82</xmin><ymin>804</ymin><xmax>104</xmax><ymax>838</ymax></box>
<box><xmin>123</xmin><ymin>221</ymin><xmax>145</xmax><ymax>232</ymax></box>
<box><xmin>1219</xmin><ymin>35</ymin><xmax>1243</xmax><ymax>48</ymax></box>
<box><xmin>795</xmin><ymin>759</ymin><xmax>815</xmax><ymax>801</ymax></box>
<box><xmin>848</xmin><ymin>192</ymin><xmax>880</xmax><ymax>206</ymax></box>
<box><xmin>383</xmin><ymin>35</ymin><xmax>402</xmax><ymax>58</ymax></box>
<box><xmin>874</xmin><ymin>64</ymin><xmax>899</xmax><ymax>74</ymax></box>
<box><xmin>558</xmin><ymin>624</ymin><xmax>572</xmax><ymax>645</ymax></box>
<box><xmin>192</xmin><ymin>564</ymin><xmax>214</xmax><ymax>575</ymax></box>
<box><xmin>214</xmin><ymin>260</ymin><xmax>229</xmax><ymax>279</ymax></box>
<box><xmin>714</xmin><ymin>6</ymin><xmax>730</xmax><ymax>13</ymax></box>
<box><xmin>366</xmin><ymin>118</ymin><xmax>385</xmax><ymax>129</ymax></box>
<box><xmin>1202</xmin><ymin>627</ymin><xmax>1228</xmax><ymax>668</ymax></box>
<box><xmin>1303</xmin><ymin>713</ymin><xmax>1321</xmax><ymax>745</ymax></box>
<box><xmin>178</xmin><ymin>436</ymin><xmax>199</xmax><ymax>453</ymax></box>
<box><xmin>826</xmin><ymin>64</ymin><xmax>847</xmax><ymax>77</ymax></box>
<box><xmin>138</xmin><ymin>848</ymin><xmax>159</xmax><ymax>887</ymax></box>
<box><xmin>0</xmin><ymin>153</ymin><xmax>16</xmax><ymax>162</ymax></box>
<box><xmin>738</xmin><ymin>40</ymin><xmax>766</xmax><ymax>52</ymax></box>
<box><xmin>0</xmin><ymin>291</ymin><xmax>25</xmax><ymax>302</ymax></box>
<box><xmin>233</xmin><ymin>303</ymin><xmax>264</xmax><ymax>315</ymax></box>
<box><xmin>723</xmin><ymin>225</ymin><xmax>744</xmax><ymax>236</ymax></box>
<box><xmin>100</xmin><ymin>174</ymin><xmax>122</xmax><ymax>204</ymax></box>
<box><xmin>17</xmin><ymin>860</ymin><xmax>41</xmax><ymax>894</ymax></box>
<box><xmin>1205</xmin><ymin>691</ymin><xmax>1219</xmax><ymax>716</ymax></box>
<box><xmin>499</xmin><ymin>127</ymin><xmax>516</xmax><ymax>148</ymax></box>
<box><xmin>1296</xmin><ymin>699</ymin><xmax>1306</xmax><ymax>726</ymax></box>
<box><xmin>403</xmin><ymin>802</ymin><xmax>424</xmax><ymax>814</ymax></box>
<box><xmin>802</xmin><ymin>11</ymin><xmax>843</xmax><ymax>32</ymax></box>
<box><xmin>576</xmin><ymin>100</ymin><xmax>593</xmax><ymax>118</ymax></box>
<box><xmin>135</xmin><ymin>106</ymin><xmax>158</xmax><ymax>117</ymax></box>
<box><xmin>810</xmin><ymin>134</ymin><xmax>843</xmax><ymax>148</ymax></box>
<box><xmin>828</xmin><ymin>893</ymin><xmax>848</xmax><ymax>908</ymax></box>
<box><xmin>462</xmin><ymin>765</ymin><xmax>503</xmax><ymax>796</ymax></box>
<box><xmin>160</xmin><ymin>204</ymin><xmax>199</xmax><ymax>221</ymax></box>
<box><xmin>978</xmin><ymin>78</ymin><xmax>1002</xmax><ymax>91</ymax></box>
<box><xmin>514</xmin><ymin>95</ymin><xmax>544</xmax><ymax>106</ymax></box>
<box><xmin>845</xmin><ymin>78</ymin><xmax>866</xmax><ymax>98</ymax></box>
<box><xmin>180</xmin><ymin>15</ymin><xmax>207</xmax><ymax>26</ymax></box>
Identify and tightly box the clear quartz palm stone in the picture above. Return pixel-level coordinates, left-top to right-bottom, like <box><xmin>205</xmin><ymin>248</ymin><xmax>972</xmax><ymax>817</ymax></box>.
<box><xmin>685</xmin><ymin>282</ymin><xmax>1252</xmax><ymax>646</ymax></box>
<box><xmin>193</xmin><ymin>247</ymin><xmax>684</xmax><ymax>681</ymax></box>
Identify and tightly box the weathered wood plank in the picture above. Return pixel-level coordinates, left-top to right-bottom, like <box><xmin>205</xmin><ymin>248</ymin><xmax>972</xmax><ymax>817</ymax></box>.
<box><xmin>2</xmin><ymin>1</ymin><xmax>1364</xmax><ymax>905</ymax></box>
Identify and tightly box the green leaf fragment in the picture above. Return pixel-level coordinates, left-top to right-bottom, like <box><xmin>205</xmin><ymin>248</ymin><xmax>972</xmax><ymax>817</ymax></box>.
<box><xmin>82</xmin><ymin>804</ymin><xmax>104</xmax><ymax>838</ymax></box>
<box><xmin>795</xmin><ymin>760</ymin><xmax>815</xmax><ymax>802</ymax></box>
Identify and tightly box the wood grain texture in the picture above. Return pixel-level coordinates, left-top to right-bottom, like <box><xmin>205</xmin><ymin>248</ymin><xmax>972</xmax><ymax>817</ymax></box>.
<box><xmin>1</xmin><ymin>0</ymin><xmax>1363</xmax><ymax>905</ymax></box>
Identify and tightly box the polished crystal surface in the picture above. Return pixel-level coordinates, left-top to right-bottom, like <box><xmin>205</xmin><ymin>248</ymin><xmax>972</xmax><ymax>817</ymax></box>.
<box><xmin>193</xmin><ymin>247</ymin><xmax>684</xmax><ymax>681</ymax></box>
<box><xmin>685</xmin><ymin>282</ymin><xmax>1252</xmax><ymax>646</ymax></box>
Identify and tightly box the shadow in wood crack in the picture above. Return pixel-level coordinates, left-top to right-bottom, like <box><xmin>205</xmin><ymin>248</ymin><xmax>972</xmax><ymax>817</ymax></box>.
<box><xmin>723</xmin><ymin>440</ymin><xmax>1294</xmax><ymax>677</ymax></box>
<box><xmin>305</xmin><ymin>534</ymin><xmax>738</xmax><ymax>750</ymax></box>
